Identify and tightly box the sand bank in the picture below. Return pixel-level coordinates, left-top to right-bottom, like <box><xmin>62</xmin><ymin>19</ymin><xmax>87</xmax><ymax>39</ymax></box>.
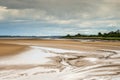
<box><xmin>0</xmin><ymin>45</ymin><xmax>119</xmax><ymax>80</ymax></box>
<box><xmin>0</xmin><ymin>39</ymin><xmax>120</xmax><ymax>51</ymax></box>
<box><xmin>0</xmin><ymin>42</ymin><xmax>27</xmax><ymax>56</ymax></box>
<box><xmin>0</xmin><ymin>39</ymin><xmax>120</xmax><ymax>80</ymax></box>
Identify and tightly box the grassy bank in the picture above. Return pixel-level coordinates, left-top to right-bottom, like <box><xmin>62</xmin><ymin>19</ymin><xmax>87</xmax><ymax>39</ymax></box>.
<box><xmin>63</xmin><ymin>37</ymin><xmax>120</xmax><ymax>40</ymax></box>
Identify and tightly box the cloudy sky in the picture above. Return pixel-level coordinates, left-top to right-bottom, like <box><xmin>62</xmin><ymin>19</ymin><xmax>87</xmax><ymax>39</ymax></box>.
<box><xmin>0</xmin><ymin>0</ymin><xmax>120</xmax><ymax>36</ymax></box>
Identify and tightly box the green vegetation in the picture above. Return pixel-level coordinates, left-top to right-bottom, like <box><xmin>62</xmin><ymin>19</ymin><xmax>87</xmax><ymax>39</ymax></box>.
<box><xmin>64</xmin><ymin>30</ymin><xmax>120</xmax><ymax>40</ymax></box>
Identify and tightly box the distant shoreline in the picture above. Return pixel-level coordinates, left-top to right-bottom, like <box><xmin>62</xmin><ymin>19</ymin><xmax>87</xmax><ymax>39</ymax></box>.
<box><xmin>0</xmin><ymin>37</ymin><xmax>120</xmax><ymax>42</ymax></box>
<box><xmin>63</xmin><ymin>37</ymin><xmax>120</xmax><ymax>41</ymax></box>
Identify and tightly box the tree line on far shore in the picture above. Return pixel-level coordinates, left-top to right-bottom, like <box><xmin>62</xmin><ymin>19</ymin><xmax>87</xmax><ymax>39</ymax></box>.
<box><xmin>65</xmin><ymin>29</ymin><xmax>120</xmax><ymax>38</ymax></box>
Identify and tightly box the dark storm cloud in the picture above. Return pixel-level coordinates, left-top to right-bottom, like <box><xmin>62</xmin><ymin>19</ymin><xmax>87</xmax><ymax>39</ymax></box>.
<box><xmin>0</xmin><ymin>0</ymin><xmax>104</xmax><ymax>19</ymax></box>
<box><xmin>0</xmin><ymin>0</ymin><xmax>102</xmax><ymax>9</ymax></box>
<box><xmin>0</xmin><ymin>0</ymin><xmax>120</xmax><ymax>20</ymax></box>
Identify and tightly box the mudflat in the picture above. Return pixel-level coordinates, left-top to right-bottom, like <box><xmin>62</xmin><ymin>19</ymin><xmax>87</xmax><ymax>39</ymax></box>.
<box><xmin>0</xmin><ymin>42</ymin><xmax>27</xmax><ymax>56</ymax></box>
<box><xmin>0</xmin><ymin>39</ymin><xmax>120</xmax><ymax>80</ymax></box>
<box><xmin>0</xmin><ymin>39</ymin><xmax>119</xmax><ymax>51</ymax></box>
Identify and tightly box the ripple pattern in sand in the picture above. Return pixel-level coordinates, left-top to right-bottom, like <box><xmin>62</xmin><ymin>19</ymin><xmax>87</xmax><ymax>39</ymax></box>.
<box><xmin>0</xmin><ymin>46</ymin><xmax>120</xmax><ymax>80</ymax></box>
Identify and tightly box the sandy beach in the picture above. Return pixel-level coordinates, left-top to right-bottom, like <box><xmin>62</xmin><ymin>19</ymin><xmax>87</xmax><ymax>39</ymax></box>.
<box><xmin>0</xmin><ymin>39</ymin><xmax>120</xmax><ymax>80</ymax></box>
<box><xmin>0</xmin><ymin>39</ymin><xmax>120</xmax><ymax>51</ymax></box>
<box><xmin>0</xmin><ymin>42</ymin><xmax>27</xmax><ymax>56</ymax></box>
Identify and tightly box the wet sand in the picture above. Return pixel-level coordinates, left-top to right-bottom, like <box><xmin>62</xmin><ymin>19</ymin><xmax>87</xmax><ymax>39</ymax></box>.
<box><xmin>0</xmin><ymin>42</ymin><xmax>27</xmax><ymax>56</ymax></box>
<box><xmin>0</xmin><ymin>39</ymin><xmax>120</xmax><ymax>51</ymax></box>
<box><xmin>0</xmin><ymin>39</ymin><xmax>120</xmax><ymax>80</ymax></box>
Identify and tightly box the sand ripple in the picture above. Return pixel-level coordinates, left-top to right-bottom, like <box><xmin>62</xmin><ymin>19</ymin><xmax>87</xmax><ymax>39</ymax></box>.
<box><xmin>0</xmin><ymin>46</ymin><xmax>120</xmax><ymax>80</ymax></box>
